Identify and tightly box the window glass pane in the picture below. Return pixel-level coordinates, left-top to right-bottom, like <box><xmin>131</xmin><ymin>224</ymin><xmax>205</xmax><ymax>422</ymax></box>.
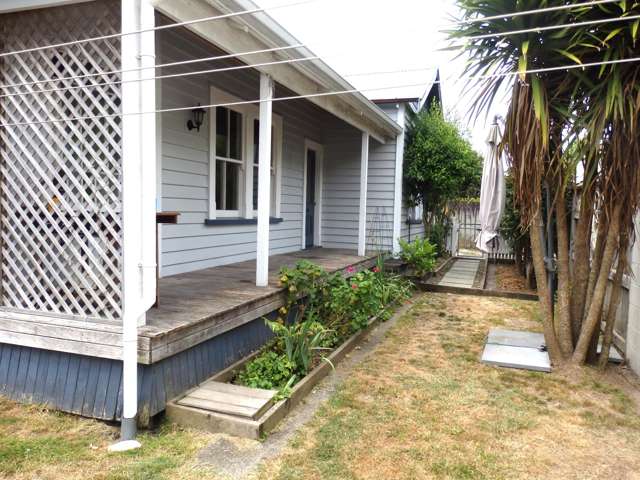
<box><xmin>253</xmin><ymin>120</ymin><xmax>276</xmax><ymax>167</ymax></box>
<box><xmin>216</xmin><ymin>107</ymin><xmax>228</xmax><ymax>157</ymax></box>
<box><xmin>253</xmin><ymin>120</ymin><xmax>278</xmax><ymax>212</ymax></box>
<box><xmin>253</xmin><ymin>165</ymin><xmax>259</xmax><ymax>211</ymax></box>
<box><xmin>253</xmin><ymin>119</ymin><xmax>259</xmax><ymax>166</ymax></box>
<box><xmin>229</xmin><ymin>110</ymin><xmax>243</xmax><ymax>160</ymax></box>
<box><xmin>215</xmin><ymin>160</ymin><xmax>224</xmax><ymax>209</ymax></box>
<box><xmin>225</xmin><ymin>162</ymin><xmax>240</xmax><ymax>210</ymax></box>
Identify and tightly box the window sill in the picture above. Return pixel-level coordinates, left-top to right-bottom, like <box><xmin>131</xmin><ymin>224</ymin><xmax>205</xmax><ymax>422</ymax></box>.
<box><xmin>204</xmin><ymin>217</ymin><xmax>284</xmax><ymax>226</ymax></box>
<box><xmin>406</xmin><ymin>219</ymin><xmax>422</xmax><ymax>226</ymax></box>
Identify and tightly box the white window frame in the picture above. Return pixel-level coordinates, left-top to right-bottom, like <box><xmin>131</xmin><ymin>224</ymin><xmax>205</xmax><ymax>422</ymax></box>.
<box><xmin>247</xmin><ymin>113</ymin><xmax>283</xmax><ymax>219</ymax></box>
<box><xmin>208</xmin><ymin>86</ymin><xmax>282</xmax><ymax>219</ymax></box>
<box><xmin>302</xmin><ymin>139</ymin><xmax>324</xmax><ymax>249</ymax></box>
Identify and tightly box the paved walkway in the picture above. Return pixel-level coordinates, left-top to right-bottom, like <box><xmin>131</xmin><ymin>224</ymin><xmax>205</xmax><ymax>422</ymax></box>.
<box><xmin>438</xmin><ymin>257</ymin><xmax>481</xmax><ymax>288</ymax></box>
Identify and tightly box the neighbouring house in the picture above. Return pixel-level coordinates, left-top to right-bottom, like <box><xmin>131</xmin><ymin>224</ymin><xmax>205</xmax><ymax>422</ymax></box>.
<box><xmin>623</xmin><ymin>220</ymin><xmax>639</xmax><ymax>374</ymax></box>
<box><xmin>0</xmin><ymin>0</ymin><xmax>437</xmax><ymax>438</ymax></box>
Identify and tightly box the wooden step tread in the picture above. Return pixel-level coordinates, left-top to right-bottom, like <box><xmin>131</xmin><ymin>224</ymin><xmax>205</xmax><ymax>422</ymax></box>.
<box><xmin>177</xmin><ymin>381</ymin><xmax>277</xmax><ymax>420</ymax></box>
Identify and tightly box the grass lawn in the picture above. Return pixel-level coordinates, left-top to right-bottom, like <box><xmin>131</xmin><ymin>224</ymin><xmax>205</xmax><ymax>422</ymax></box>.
<box><xmin>259</xmin><ymin>293</ymin><xmax>640</xmax><ymax>480</ymax></box>
<box><xmin>0</xmin><ymin>398</ymin><xmax>218</xmax><ymax>479</ymax></box>
<box><xmin>1</xmin><ymin>292</ymin><xmax>640</xmax><ymax>479</ymax></box>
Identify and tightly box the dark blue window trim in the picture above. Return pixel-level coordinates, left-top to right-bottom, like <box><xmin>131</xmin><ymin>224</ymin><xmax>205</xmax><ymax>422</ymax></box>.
<box><xmin>204</xmin><ymin>217</ymin><xmax>284</xmax><ymax>226</ymax></box>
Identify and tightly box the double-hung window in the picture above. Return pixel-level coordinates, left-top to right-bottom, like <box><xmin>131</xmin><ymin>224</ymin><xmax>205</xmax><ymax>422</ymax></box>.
<box><xmin>251</xmin><ymin>117</ymin><xmax>281</xmax><ymax>213</ymax></box>
<box><xmin>214</xmin><ymin>106</ymin><xmax>243</xmax><ymax>214</ymax></box>
<box><xmin>208</xmin><ymin>87</ymin><xmax>282</xmax><ymax>220</ymax></box>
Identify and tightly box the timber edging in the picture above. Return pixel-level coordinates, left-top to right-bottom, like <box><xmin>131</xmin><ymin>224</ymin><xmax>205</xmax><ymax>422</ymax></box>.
<box><xmin>419</xmin><ymin>282</ymin><xmax>539</xmax><ymax>302</ymax></box>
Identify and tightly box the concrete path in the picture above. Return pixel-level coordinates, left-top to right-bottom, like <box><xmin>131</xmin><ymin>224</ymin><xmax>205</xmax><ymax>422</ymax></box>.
<box><xmin>438</xmin><ymin>257</ymin><xmax>481</xmax><ymax>288</ymax></box>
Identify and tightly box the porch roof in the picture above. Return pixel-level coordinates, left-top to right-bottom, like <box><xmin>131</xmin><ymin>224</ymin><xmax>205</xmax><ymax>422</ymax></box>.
<box><xmin>151</xmin><ymin>0</ymin><xmax>403</xmax><ymax>143</ymax></box>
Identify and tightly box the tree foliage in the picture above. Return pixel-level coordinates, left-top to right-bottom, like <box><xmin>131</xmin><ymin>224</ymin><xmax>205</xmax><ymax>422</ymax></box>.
<box><xmin>452</xmin><ymin>0</ymin><xmax>640</xmax><ymax>366</ymax></box>
<box><xmin>404</xmin><ymin>104</ymin><xmax>482</xmax><ymax>249</ymax></box>
<box><xmin>405</xmin><ymin>104</ymin><xmax>482</xmax><ymax>210</ymax></box>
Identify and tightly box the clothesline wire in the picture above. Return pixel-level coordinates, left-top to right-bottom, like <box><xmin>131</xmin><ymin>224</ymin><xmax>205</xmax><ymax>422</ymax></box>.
<box><xmin>2</xmin><ymin>54</ymin><xmax>639</xmax><ymax>129</ymax></box>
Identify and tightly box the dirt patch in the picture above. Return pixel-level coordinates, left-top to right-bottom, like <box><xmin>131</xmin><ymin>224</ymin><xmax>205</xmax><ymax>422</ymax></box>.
<box><xmin>259</xmin><ymin>293</ymin><xmax>640</xmax><ymax>480</ymax></box>
<box><xmin>494</xmin><ymin>263</ymin><xmax>535</xmax><ymax>293</ymax></box>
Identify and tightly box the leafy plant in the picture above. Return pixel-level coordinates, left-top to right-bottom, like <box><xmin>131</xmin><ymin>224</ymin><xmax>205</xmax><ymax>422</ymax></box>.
<box><xmin>235</xmin><ymin>261</ymin><xmax>414</xmax><ymax>395</ymax></box>
<box><xmin>236</xmin><ymin>350</ymin><xmax>295</xmax><ymax>391</ymax></box>
<box><xmin>398</xmin><ymin>238</ymin><xmax>437</xmax><ymax>277</ymax></box>
<box><xmin>404</xmin><ymin>103</ymin><xmax>482</xmax><ymax>243</ymax></box>
<box><xmin>279</xmin><ymin>260</ymin><xmax>328</xmax><ymax>311</ymax></box>
<box><xmin>265</xmin><ymin>317</ymin><xmax>332</xmax><ymax>376</ymax></box>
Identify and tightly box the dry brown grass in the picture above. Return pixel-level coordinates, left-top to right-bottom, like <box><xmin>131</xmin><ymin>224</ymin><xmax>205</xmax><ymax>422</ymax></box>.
<box><xmin>258</xmin><ymin>293</ymin><xmax>640</xmax><ymax>480</ymax></box>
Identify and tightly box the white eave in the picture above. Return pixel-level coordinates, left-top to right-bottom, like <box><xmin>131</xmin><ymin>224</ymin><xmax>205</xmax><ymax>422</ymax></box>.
<box><xmin>151</xmin><ymin>0</ymin><xmax>402</xmax><ymax>143</ymax></box>
<box><xmin>0</xmin><ymin>0</ymin><xmax>92</xmax><ymax>13</ymax></box>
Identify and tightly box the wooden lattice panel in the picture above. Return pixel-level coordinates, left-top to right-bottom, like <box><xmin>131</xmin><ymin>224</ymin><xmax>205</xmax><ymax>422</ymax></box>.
<box><xmin>0</xmin><ymin>0</ymin><xmax>123</xmax><ymax>322</ymax></box>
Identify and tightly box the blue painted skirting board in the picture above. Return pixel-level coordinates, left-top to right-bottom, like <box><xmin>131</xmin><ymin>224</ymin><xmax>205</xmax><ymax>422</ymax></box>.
<box><xmin>0</xmin><ymin>315</ymin><xmax>274</xmax><ymax>424</ymax></box>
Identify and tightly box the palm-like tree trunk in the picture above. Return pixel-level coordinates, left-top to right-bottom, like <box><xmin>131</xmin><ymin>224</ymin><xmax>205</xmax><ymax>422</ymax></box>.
<box><xmin>570</xmin><ymin>190</ymin><xmax>594</xmax><ymax>341</ymax></box>
<box><xmin>573</xmin><ymin>205</ymin><xmax>621</xmax><ymax>364</ymax></box>
<box><xmin>530</xmin><ymin>208</ymin><xmax>563</xmax><ymax>362</ymax></box>
<box><xmin>598</xmin><ymin>233</ymin><xmax>628</xmax><ymax>368</ymax></box>
<box><xmin>555</xmin><ymin>184</ymin><xmax>574</xmax><ymax>355</ymax></box>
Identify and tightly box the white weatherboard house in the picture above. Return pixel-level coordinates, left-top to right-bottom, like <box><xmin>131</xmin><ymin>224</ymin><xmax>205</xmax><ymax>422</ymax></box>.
<box><xmin>0</xmin><ymin>0</ymin><xmax>434</xmax><ymax>439</ymax></box>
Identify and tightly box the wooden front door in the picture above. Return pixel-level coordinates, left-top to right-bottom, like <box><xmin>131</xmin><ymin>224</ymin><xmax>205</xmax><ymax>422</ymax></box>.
<box><xmin>305</xmin><ymin>149</ymin><xmax>316</xmax><ymax>248</ymax></box>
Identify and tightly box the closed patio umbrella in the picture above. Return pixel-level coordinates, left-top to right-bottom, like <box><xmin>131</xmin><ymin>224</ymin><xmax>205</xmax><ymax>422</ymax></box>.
<box><xmin>476</xmin><ymin>118</ymin><xmax>505</xmax><ymax>253</ymax></box>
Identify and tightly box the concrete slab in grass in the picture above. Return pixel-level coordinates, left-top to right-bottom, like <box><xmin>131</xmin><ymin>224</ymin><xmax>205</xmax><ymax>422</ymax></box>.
<box><xmin>487</xmin><ymin>329</ymin><xmax>545</xmax><ymax>349</ymax></box>
<box><xmin>481</xmin><ymin>344</ymin><xmax>551</xmax><ymax>373</ymax></box>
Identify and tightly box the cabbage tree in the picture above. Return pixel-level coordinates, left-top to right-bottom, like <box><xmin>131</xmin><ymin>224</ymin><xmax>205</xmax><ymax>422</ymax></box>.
<box><xmin>451</xmin><ymin>0</ymin><xmax>640</xmax><ymax>366</ymax></box>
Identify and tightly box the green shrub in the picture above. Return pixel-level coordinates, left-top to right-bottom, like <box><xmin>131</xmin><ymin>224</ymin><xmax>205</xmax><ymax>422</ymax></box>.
<box><xmin>266</xmin><ymin>317</ymin><xmax>333</xmax><ymax>376</ymax></box>
<box><xmin>427</xmin><ymin>221</ymin><xmax>449</xmax><ymax>257</ymax></box>
<box><xmin>279</xmin><ymin>260</ymin><xmax>328</xmax><ymax>311</ymax></box>
<box><xmin>399</xmin><ymin>238</ymin><xmax>437</xmax><ymax>277</ymax></box>
<box><xmin>236</xmin><ymin>350</ymin><xmax>295</xmax><ymax>391</ymax></box>
<box><xmin>236</xmin><ymin>261</ymin><xmax>414</xmax><ymax>395</ymax></box>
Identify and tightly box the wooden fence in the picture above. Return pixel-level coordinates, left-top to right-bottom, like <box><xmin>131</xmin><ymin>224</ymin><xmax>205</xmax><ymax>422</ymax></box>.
<box><xmin>449</xmin><ymin>203</ymin><xmax>514</xmax><ymax>260</ymax></box>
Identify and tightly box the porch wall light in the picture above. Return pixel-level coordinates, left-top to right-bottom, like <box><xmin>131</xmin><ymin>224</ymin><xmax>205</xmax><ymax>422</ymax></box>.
<box><xmin>187</xmin><ymin>105</ymin><xmax>206</xmax><ymax>132</ymax></box>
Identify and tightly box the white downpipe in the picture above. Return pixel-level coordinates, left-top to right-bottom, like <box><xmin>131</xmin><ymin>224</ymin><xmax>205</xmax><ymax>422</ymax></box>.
<box><xmin>114</xmin><ymin>0</ymin><xmax>156</xmax><ymax>448</ymax></box>
<box><xmin>256</xmin><ymin>73</ymin><xmax>273</xmax><ymax>287</ymax></box>
<box><xmin>140</xmin><ymin>0</ymin><xmax>157</xmax><ymax>310</ymax></box>
<box><xmin>392</xmin><ymin>104</ymin><xmax>406</xmax><ymax>255</ymax></box>
<box><xmin>358</xmin><ymin>132</ymin><xmax>369</xmax><ymax>257</ymax></box>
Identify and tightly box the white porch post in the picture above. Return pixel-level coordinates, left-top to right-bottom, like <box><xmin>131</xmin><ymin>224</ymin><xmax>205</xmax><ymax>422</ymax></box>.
<box><xmin>392</xmin><ymin>104</ymin><xmax>406</xmax><ymax>255</ymax></box>
<box><xmin>358</xmin><ymin>132</ymin><xmax>370</xmax><ymax>257</ymax></box>
<box><xmin>256</xmin><ymin>73</ymin><xmax>274</xmax><ymax>287</ymax></box>
<box><xmin>114</xmin><ymin>0</ymin><xmax>156</xmax><ymax>449</ymax></box>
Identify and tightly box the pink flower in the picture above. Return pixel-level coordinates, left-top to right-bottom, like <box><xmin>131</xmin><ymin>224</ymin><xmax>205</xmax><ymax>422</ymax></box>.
<box><xmin>346</xmin><ymin>265</ymin><xmax>356</xmax><ymax>274</ymax></box>
<box><xmin>351</xmin><ymin>284</ymin><xmax>358</xmax><ymax>290</ymax></box>
<box><xmin>372</xmin><ymin>266</ymin><xmax>380</xmax><ymax>273</ymax></box>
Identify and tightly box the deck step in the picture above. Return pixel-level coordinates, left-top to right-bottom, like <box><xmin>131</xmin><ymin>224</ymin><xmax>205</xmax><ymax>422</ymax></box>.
<box><xmin>176</xmin><ymin>381</ymin><xmax>277</xmax><ymax>420</ymax></box>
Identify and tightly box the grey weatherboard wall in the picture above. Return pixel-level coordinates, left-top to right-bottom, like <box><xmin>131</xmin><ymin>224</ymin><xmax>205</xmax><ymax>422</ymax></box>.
<box><xmin>375</xmin><ymin>103</ymin><xmax>426</xmax><ymax>244</ymax></box>
<box><xmin>158</xmin><ymin>19</ymin><xmax>338</xmax><ymax>277</ymax></box>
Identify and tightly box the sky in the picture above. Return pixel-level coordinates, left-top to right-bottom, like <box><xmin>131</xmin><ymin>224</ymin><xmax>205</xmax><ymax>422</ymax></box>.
<box><xmin>254</xmin><ymin>0</ymin><xmax>508</xmax><ymax>155</ymax></box>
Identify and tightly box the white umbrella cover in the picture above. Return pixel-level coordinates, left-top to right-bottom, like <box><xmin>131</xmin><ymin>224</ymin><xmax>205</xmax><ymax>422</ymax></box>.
<box><xmin>476</xmin><ymin>120</ymin><xmax>505</xmax><ymax>253</ymax></box>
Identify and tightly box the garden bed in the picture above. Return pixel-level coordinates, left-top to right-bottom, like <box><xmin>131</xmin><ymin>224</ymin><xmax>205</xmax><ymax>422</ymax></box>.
<box><xmin>166</xmin><ymin>308</ymin><xmax>392</xmax><ymax>439</ymax></box>
<box><xmin>166</xmin><ymin>259</ymin><xmax>413</xmax><ymax>439</ymax></box>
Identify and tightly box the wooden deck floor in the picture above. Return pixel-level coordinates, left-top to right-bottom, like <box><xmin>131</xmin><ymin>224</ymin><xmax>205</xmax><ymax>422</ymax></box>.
<box><xmin>139</xmin><ymin>248</ymin><xmax>377</xmax><ymax>363</ymax></box>
<box><xmin>0</xmin><ymin>249</ymin><xmax>377</xmax><ymax>365</ymax></box>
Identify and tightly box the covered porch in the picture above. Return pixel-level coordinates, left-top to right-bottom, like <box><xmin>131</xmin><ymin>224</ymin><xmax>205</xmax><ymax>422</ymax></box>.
<box><xmin>0</xmin><ymin>0</ymin><xmax>400</xmax><ymax>432</ymax></box>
